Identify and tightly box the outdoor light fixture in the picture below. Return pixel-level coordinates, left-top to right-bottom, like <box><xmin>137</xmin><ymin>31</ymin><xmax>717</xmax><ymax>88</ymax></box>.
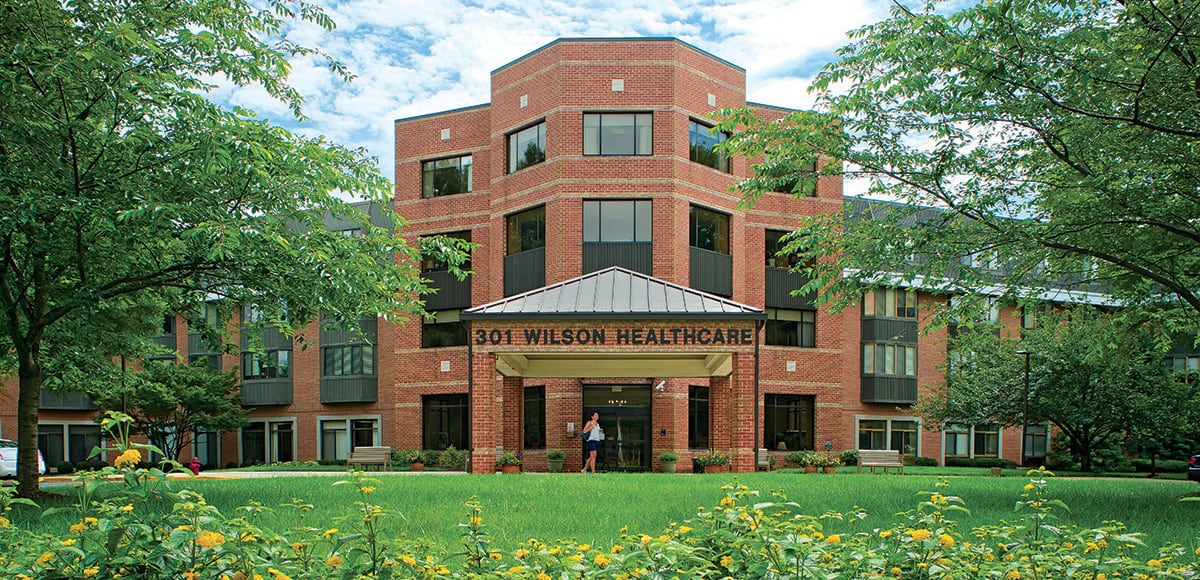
<box><xmin>654</xmin><ymin>380</ymin><xmax>666</xmax><ymax>392</ymax></box>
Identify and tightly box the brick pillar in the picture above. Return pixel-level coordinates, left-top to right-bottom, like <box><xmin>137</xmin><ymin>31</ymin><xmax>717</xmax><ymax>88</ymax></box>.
<box><xmin>730</xmin><ymin>352</ymin><xmax>757</xmax><ymax>472</ymax></box>
<box><xmin>502</xmin><ymin>376</ymin><xmax>524</xmax><ymax>453</ymax></box>
<box><xmin>471</xmin><ymin>351</ymin><xmax>497</xmax><ymax>474</ymax></box>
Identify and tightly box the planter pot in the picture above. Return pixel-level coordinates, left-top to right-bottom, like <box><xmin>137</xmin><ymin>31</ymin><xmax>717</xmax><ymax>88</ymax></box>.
<box><xmin>822</xmin><ymin>466</ymin><xmax>837</xmax><ymax>474</ymax></box>
<box><xmin>660</xmin><ymin>460</ymin><xmax>677</xmax><ymax>474</ymax></box>
<box><xmin>703</xmin><ymin>464</ymin><xmax>725</xmax><ymax>474</ymax></box>
<box><xmin>804</xmin><ymin>466</ymin><xmax>818</xmax><ymax>474</ymax></box>
<box><xmin>991</xmin><ymin>466</ymin><xmax>1003</xmax><ymax>477</ymax></box>
<box><xmin>547</xmin><ymin>459</ymin><xmax>564</xmax><ymax>473</ymax></box>
<box><xmin>410</xmin><ymin>462</ymin><xmax>424</xmax><ymax>472</ymax></box>
<box><xmin>500</xmin><ymin>464</ymin><xmax>521</xmax><ymax>475</ymax></box>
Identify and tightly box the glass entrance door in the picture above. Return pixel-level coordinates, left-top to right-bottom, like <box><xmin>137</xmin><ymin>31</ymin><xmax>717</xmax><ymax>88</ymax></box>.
<box><xmin>583</xmin><ymin>385</ymin><xmax>651</xmax><ymax>472</ymax></box>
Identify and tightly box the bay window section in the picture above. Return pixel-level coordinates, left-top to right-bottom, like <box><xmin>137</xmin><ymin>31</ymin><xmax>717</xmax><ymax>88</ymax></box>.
<box><xmin>862</xmin><ymin>343</ymin><xmax>917</xmax><ymax>377</ymax></box>
<box><xmin>505</xmin><ymin>206</ymin><xmax>546</xmax><ymax>296</ymax></box>
<box><xmin>583</xmin><ymin>200</ymin><xmax>652</xmax><ymax>274</ymax></box>
<box><xmin>688</xmin><ymin>120</ymin><xmax>729</xmax><ymax>172</ymax></box>
<box><xmin>508</xmin><ymin>122</ymin><xmax>546</xmax><ymax>173</ymax></box>
<box><xmin>422</xmin><ymin>155</ymin><xmax>473</xmax><ymax>198</ymax></box>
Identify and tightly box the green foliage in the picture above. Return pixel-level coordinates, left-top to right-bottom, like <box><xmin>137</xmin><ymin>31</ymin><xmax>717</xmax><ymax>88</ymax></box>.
<box><xmin>55</xmin><ymin>461</ymin><xmax>75</xmax><ymax>475</ymax></box>
<box><xmin>839</xmin><ymin>449</ymin><xmax>859</xmax><ymax>466</ymax></box>
<box><xmin>904</xmin><ymin>456</ymin><xmax>940</xmax><ymax>467</ymax></box>
<box><xmin>1131</xmin><ymin>459</ymin><xmax>1188</xmax><ymax>473</ymax></box>
<box><xmin>785</xmin><ymin>450</ymin><xmax>831</xmax><ymax>467</ymax></box>
<box><xmin>546</xmin><ymin>450</ymin><xmax>566</xmax><ymax>461</ymax></box>
<box><xmin>944</xmin><ymin>457</ymin><xmax>1019</xmax><ymax>469</ymax></box>
<box><xmin>716</xmin><ymin>0</ymin><xmax>1200</xmax><ymax>334</ymax></box>
<box><xmin>694</xmin><ymin>449</ymin><xmax>729</xmax><ymax>466</ymax></box>
<box><xmin>495</xmin><ymin>451</ymin><xmax>522</xmax><ymax>466</ymax></box>
<box><xmin>398</xmin><ymin>449</ymin><xmax>423</xmax><ymax>464</ymax></box>
<box><xmin>656</xmin><ymin>451</ymin><xmax>679</xmax><ymax>462</ymax></box>
<box><xmin>436</xmin><ymin>446</ymin><xmax>467</xmax><ymax>470</ymax></box>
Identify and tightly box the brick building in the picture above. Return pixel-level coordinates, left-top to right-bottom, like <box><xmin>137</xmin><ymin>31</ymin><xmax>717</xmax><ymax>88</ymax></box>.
<box><xmin>3</xmin><ymin>38</ymin><xmax>1068</xmax><ymax>473</ymax></box>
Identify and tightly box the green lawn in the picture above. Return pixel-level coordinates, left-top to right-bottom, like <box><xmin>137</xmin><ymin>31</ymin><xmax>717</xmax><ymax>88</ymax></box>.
<box><xmin>16</xmin><ymin>470</ymin><xmax>1200</xmax><ymax>557</ymax></box>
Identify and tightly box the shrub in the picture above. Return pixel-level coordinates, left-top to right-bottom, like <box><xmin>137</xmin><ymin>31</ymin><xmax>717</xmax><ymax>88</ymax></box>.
<box><xmin>54</xmin><ymin>461</ymin><xmax>74</xmax><ymax>474</ymax></box>
<box><xmin>1131</xmin><ymin>458</ymin><xmax>1187</xmax><ymax>473</ymax></box>
<box><xmin>657</xmin><ymin>451</ymin><xmax>678</xmax><ymax>462</ymax></box>
<box><xmin>945</xmin><ymin>457</ymin><xmax>1018</xmax><ymax>469</ymax></box>
<box><xmin>496</xmin><ymin>451</ymin><xmax>521</xmax><ymax>466</ymax></box>
<box><xmin>784</xmin><ymin>450</ymin><xmax>824</xmax><ymax>467</ymax></box>
<box><xmin>437</xmin><ymin>445</ymin><xmax>467</xmax><ymax>470</ymax></box>
<box><xmin>694</xmin><ymin>449</ymin><xmax>729</xmax><ymax>466</ymax></box>
<box><xmin>74</xmin><ymin>460</ymin><xmax>93</xmax><ymax>472</ymax></box>
<box><xmin>546</xmin><ymin>449</ymin><xmax>566</xmax><ymax>460</ymax></box>
<box><xmin>224</xmin><ymin>461</ymin><xmax>238</xmax><ymax>469</ymax></box>
<box><xmin>839</xmin><ymin>448</ymin><xmax>859</xmax><ymax>466</ymax></box>
<box><xmin>904</xmin><ymin>455</ymin><xmax>939</xmax><ymax>467</ymax></box>
<box><xmin>420</xmin><ymin>449</ymin><xmax>441</xmax><ymax>465</ymax></box>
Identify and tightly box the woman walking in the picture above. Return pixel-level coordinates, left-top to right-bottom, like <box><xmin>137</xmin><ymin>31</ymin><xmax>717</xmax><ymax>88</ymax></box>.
<box><xmin>581</xmin><ymin>411</ymin><xmax>600</xmax><ymax>474</ymax></box>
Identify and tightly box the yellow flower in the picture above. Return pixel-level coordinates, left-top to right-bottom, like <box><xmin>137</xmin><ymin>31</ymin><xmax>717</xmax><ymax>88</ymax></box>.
<box><xmin>938</xmin><ymin>533</ymin><xmax>954</xmax><ymax>548</ymax></box>
<box><xmin>468</xmin><ymin>516</ymin><xmax>483</xmax><ymax>526</ymax></box>
<box><xmin>401</xmin><ymin>555</ymin><xmax>416</xmax><ymax>566</ymax></box>
<box><xmin>1023</xmin><ymin>484</ymin><xmax>1035</xmax><ymax>491</ymax></box>
<box><xmin>594</xmin><ymin>553</ymin><xmax>610</xmax><ymax>567</ymax></box>
<box><xmin>720</xmin><ymin>555</ymin><xmax>734</xmax><ymax>568</ymax></box>
<box><xmin>119</xmin><ymin>504</ymin><xmax>134</xmax><ymax>513</ymax></box>
<box><xmin>196</xmin><ymin>530</ymin><xmax>226</xmax><ymax>549</ymax></box>
<box><xmin>61</xmin><ymin>538</ymin><xmax>76</xmax><ymax>546</ymax></box>
<box><xmin>114</xmin><ymin>449</ymin><xmax>142</xmax><ymax>469</ymax></box>
<box><xmin>1148</xmin><ymin>559</ymin><xmax>1164</xmax><ymax>569</ymax></box>
<box><xmin>537</xmin><ymin>574</ymin><xmax>551</xmax><ymax>580</ymax></box>
<box><xmin>274</xmin><ymin>574</ymin><xmax>292</xmax><ymax>580</ymax></box>
<box><xmin>678</xmin><ymin>526</ymin><xmax>692</xmax><ymax>534</ymax></box>
<box><xmin>640</xmin><ymin>534</ymin><xmax>651</xmax><ymax>545</ymax></box>
<box><xmin>508</xmin><ymin>565</ymin><xmax>525</xmax><ymax>573</ymax></box>
<box><xmin>70</xmin><ymin>523</ymin><xmax>86</xmax><ymax>534</ymax></box>
<box><xmin>577</xmin><ymin>543</ymin><xmax>590</xmax><ymax>552</ymax></box>
<box><xmin>1005</xmin><ymin>571</ymin><xmax>1021</xmax><ymax>580</ymax></box>
<box><xmin>361</xmin><ymin>486</ymin><xmax>376</xmax><ymax>494</ymax></box>
<box><xmin>1096</xmin><ymin>575</ymin><xmax>1106</xmax><ymax>580</ymax></box>
<box><xmin>83</xmin><ymin>517</ymin><xmax>98</xmax><ymax>526</ymax></box>
<box><xmin>515</xmin><ymin>549</ymin><xmax>529</xmax><ymax>559</ymax></box>
<box><xmin>323</xmin><ymin>528</ymin><xmax>338</xmax><ymax>537</ymax></box>
<box><xmin>35</xmin><ymin>552</ymin><xmax>53</xmax><ymax>566</ymax></box>
<box><xmin>907</xmin><ymin>529</ymin><xmax>931</xmax><ymax>542</ymax></box>
<box><xmin>930</xmin><ymin>494</ymin><xmax>945</xmax><ymax>502</ymax></box>
<box><xmin>182</xmin><ymin>571</ymin><xmax>198</xmax><ymax>580</ymax></box>
<box><xmin>489</xmin><ymin>552</ymin><xmax>502</xmax><ymax>560</ymax></box>
<box><xmin>325</xmin><ymin>555</ymin><xmax>343</xmax><ymax>568</ymax></box>
<box><xmin>890</xmin><ymin>567</ymin><xmax>902</xmax><ymax>576</ymax></box>
<box><xmin>719</xmin><ymin>497</ymin><xmax>735</xmax><ymax>507</ymax></box>
<box><xmin>0</xmin><ymin>516</ymin><xmax>9</xmax><ymax>527</ymax></box>
<box><xmin>611</xmin><ymin>544</ymin><xmax>623</xmax><ymax>553</ymax></box>
<box><xmin>826</xmin><ymin>534</ymin><xmax>842</xmax><ymax>544</ymax></box>
<box><xmin>82</xmin><ymin>567</ymin><xmax>100</xmax><ymax>578</ymax></box>
<box><xmin>879</xmin><ymin>530</ymin><xmax>893</xmax><ymax>538</ymax></box>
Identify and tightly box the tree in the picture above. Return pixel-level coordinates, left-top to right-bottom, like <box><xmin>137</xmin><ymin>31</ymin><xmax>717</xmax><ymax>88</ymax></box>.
<box><xmin>716</xmin><ymin>0</ymin><xmax>1200</xmax><ymax>330</ymax></box>
<box><xmin>913</xmin><ymin>309</ymin><xmax>1197</xmax><ymax>471</ymax></box>
<box><xmin>90</xmin><ymin>361</ymin><xmax>247</xmax><ymax>463</ymax></box>
<box><xmin>0</xmin><ymin>1</ymin><xmax>469</xmax><ymax>496</ymax></box>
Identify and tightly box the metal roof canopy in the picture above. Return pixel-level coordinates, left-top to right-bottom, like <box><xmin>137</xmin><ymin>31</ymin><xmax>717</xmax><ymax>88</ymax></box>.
<box><xmin>464</xmin><ymin>267</ymin><xmax>762</xmax><ymax>378</ymax></box>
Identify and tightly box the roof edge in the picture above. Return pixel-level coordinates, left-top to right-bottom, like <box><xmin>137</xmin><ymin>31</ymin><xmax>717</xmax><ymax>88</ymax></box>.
<box><xmin>491</xmin><ymin>37</ymin><xmax>745</xmax><ymax>76</ymax></box>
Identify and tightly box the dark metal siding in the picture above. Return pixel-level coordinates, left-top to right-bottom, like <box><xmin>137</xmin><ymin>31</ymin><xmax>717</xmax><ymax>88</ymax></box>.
<box><xmin>860</xmin><ymin>377</ymin><xmax>918</xmax><ymax>404</ymax></box>
<box><xmin>152</xmin><ymin>334</ymin><xmax>176</xmax><ymax>349</ymax></box>
<box><xmin>860</xmin><ymin>319</ymin><xmax>919</xmax><ymax>343</ymax></box>
<box><xmin>689</xmin><ymin>247</ymin><xmax>732</xmax><ymax>297</ymax></box>
<box><xmin>424</xmin><ymin>270</ymin><xmax>473</xmax><ymax>311</ymax></box>
<box><xmin>583</xmin><ymin>242</ymin><xmax>652</xmax><ymax>275</ymax></box>
<box><xmin>321</xmin><ymin>378</ymin><xmax>379</xmax><ymax>404</ymax></box>
<box><xmin>242</xmin><ymin>381</ymin><xmax>294</xmax><ymax>406</ymax></box>
<box><xmin>39</xmin><ymin>389</ymin><xmax>97</xmax><ymax>411</ymax></box>
<box><xmin>764</xmin><ymin>267</ymin><xmax>815</xmax><ymax>310</ymax></box>
<box><xmin>504</xmin><ymin>246</ymin><xmax>546</xmax><ymax>296</ymax></box>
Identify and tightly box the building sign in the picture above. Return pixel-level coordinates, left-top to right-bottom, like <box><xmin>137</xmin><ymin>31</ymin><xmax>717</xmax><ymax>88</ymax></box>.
<box><xmin>473</xmin><ymin>326</ymin><xmax>755</xmax><ymax>347</ymax></box>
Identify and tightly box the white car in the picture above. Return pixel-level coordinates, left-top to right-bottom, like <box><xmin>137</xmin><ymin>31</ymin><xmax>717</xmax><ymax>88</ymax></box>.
<box><xmin>0</xmin><ymin>438</ymin><xmax>47</xmax><ymax>478</ymax></box>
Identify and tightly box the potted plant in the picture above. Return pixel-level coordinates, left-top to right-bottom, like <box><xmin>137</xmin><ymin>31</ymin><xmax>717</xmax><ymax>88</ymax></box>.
<box><xmin>820</xmin><ymin>453</ymin><xmax>840</xmax><ymax>474</ymax></box>
<box><xmin>398</xmin><ymin>449</ymin><xmax>425</xmax><ymax>472</ymax></box>
<box><xmin>546</xmin><ymin>449</ymin><xmax>565</xmax><ymax>473</ymax></box>
<box><xmin>496</xmin><ymin>450</ymin><xmax>522</xmax><ymax>474</ymax></box>
<box><xmin>658</xmin><ymin>451</ymin><xmax>679</xmax><ymax>473</ymax></box>
<box><xmin>695</xmin><ymin>449</ymin><xmax>729</xmax><ymax>474</ymax></box>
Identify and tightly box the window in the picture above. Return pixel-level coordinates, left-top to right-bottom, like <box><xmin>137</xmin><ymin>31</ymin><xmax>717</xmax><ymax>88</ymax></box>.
<box><xmin>160</xmin><ymin>314</ymin><xmax>176</xmax><ymax>335</ymax></box>
<box><xmin>1021</xmin><ymin>307</ymin><xmax>1038</xmax><ymax>330</ymax></box>
<box><xmin>241</xmin><ymin>420</ymin><xmax>295</xmax><ymax>465</ymax></box>
<box><xmin>423</xmin><ymin>394</ymin><xmax>469</xmax><ymax>450</ymax></box>
<box><xmin>862</xmin><ymin>289</ymin><xmax>917</xmax><ymax>319</ymax></box>
<box><xmin>523</xmin><ymin>386</ymin><xmax>546</xmax><ymax>450</ymax></box>
<box><xmin>688</xmin><ymin>120</ymin><xmax>729</xmax><ymax>172</ymax></box>
<box><xmin>583</xmin><ymin>200</ymin><xmax>651</xmax><ymax>242</ymax></box>
<box><xmin>241</xmin><ymin>350</ymin><xmax>291</xmax><ymax>380</ymax></box>
<box><xmin>319</xmin><ymin>418</ymin><xmax>379</xmax><ymax>461</ymax></box>
<box><xmin>688</xmin><ymin>386</ymin><xmax>709</xmax><ymax>449</ymax></box>
<box><xmin>244</xmin><ymin>304</ymin><xmax>263</xmax><ymax>324</ymax></box>
<box><xmin>194</xmin><ymin>428</ymin><xmax>220</xmax><ymax>469</ymax></box>
<box><xmin>858</xmin><ymin>418</ymin><xmax>920</xmax><ymax>456</ymax></box>
<box><xmin>507</xmin><ymin>206</ymin><xmax>546</xmax><ymax>255</ymax></box>
<box><xmin>862</xmin><ymin>344</ymin><xmax>917</xmax><ymax>377</ymax></box>
<box><xmin>421</xmin><ymin>155</ymin><xmax>473</xmax><ymax>198</ymax></box>
<box><xmin>37</xmin><ymin>424</ymin><xmax>103</xmax><ymax>467</ymax></box>
<box><xmin>944</xmin><ymin>423</ymin><xmax>999</xmax><ymax>458</ymax></box>
<box><xmin>322</xmin><ymin>344</ymin><xmax>375</xmax><ymax>377</ymax></box>
<box><xmin>1024</xmin><ymin>424</ymin><xmax>1049</xmax><ymax>459</ymax></box>
<box><xmin>188</xmin><ymin>354</ymin><xmax>221</xmax><ymax>370</ymax></box>
<box><xmin>689</xmin><ymin>205</ymin><xmax>729</xmax><ymax>254</ymax></box>
<box><xmin>508</xmin><ymin>121</ymin><xmax>546</xmax><ymax>173</ymax></box>
<box><xmin>1170</xmin><ymin>355</ymin><xmax>1200</xmax><ymax>383</ymax></box>
<box><xmin>765</xmin><ymin>308</ymin><xmax>816</xmax><ymax>347</ymax></box>
<box><xmin>421</xmin><ymin>231</ymin><xmax>472</xmax><ymax>271</ymax></box>
<box><xmin>764</xmin><ymin>395</ymin><xmax>814</xmax><ymax>452</ymax></box>
<box><xmin>423</xmin><ymin>309</ymin><xmax>468</xmax><ymax>348</ymax></box>
<box><xmin>193</xmin><ymin>302</ymin><xmax>220</xmax><ymax>329</ymax></box>
<box><xmin>765</xmin><ymin>229</ymin><xmax>803</xmax><ymax>269</ymax></box>
<box><xmin>760</xmin><ymin>157</ymin><xmax>817</xmax><ymax>195</ymax></box>
<box><xmin>583</xmin><ymin>113</ymin><xmax>652</xmax><ymax>155</ymax></box>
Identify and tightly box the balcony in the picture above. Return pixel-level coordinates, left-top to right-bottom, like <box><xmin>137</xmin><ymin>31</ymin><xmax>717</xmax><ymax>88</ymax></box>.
<box><xmin>689</xmin><ymin>247</ymin><xmax>732</xmax><ymax>297</ymax></box>
<box><xmin>583</xmin><ymin>242</ymin><xmax>652</xmax><ymax>275</ymax></box>
<box><xmin>504</xmin><ymin>246</ymin><xmax>545</xmax><ymax>296</ymax></box>
<box><xmin>321</xmin><ymin>377</ymin><xmax>379</xmax><ymax>404</ymax></box>
<box><xmin>241</xmin><ymin>380</ymin><xmax>293</xmax><ymax>406</ymax></box>
<box><xmin>39</xmin><ymin>389</ymin><xmax>97</xmax><ymax>411</ymax></box>
<box><xmin>860</xmin><ymin>377</ymin><xmax>918</xmax><ymax>405</ymax></box>
<box><xmin>861</xmin><ymin>319</ymin><xmax>919</xmax><ymax>343</ymax></box>
<box><xmin>765</xmin><ymin>267</ymin><xmax>815</xmax><ymax>310</ymax></box>
<box><xmin>424</xmin><ymin>270</ymin><xmax>473</xmax><ymax>311</ymax></box>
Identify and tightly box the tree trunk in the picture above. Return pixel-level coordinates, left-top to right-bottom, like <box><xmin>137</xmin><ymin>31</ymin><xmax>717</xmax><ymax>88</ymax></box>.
<box><xmin>16</xmin><ymin>346</ymin><xmax>44</xmax><ymax>497</ymax></box>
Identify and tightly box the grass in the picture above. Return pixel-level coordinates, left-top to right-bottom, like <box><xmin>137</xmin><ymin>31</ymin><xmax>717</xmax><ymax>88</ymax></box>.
<box><xmin>15</xmin><ymin>470</ymin><xmax>1200</xmax><ymax>558</ymax></box>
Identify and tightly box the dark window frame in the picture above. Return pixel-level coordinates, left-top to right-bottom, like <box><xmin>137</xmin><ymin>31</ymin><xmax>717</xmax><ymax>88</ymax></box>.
<box><xmin>688</xmin><ymin>386</ymin><xmax>710</xmax><ymax>450</ymax></box>
<box><xmin>765</xmin><ymin>308</ymin><xmax>816</xmax><ymax>348</ymax></box>
<box><xmin>583</xmin><ymin>200</ymin><xmax>652</xmax><ymax>243</ymax></box>
<box><xmin>508</xmin><ymin>121</ymin><xmax>547</xmax><ymax>173</ymax></box>
<box><xmin>506</xmin><ymin>205</ymin><xmax>546</xmax><ymax>255</ymax></box>
<box><xmin>583</xmin><ymin>112</ymin><xmax>653</xmax><ymax>156</ymax></box>
<box><xmin>523</xmin><ymin>386</ymin><xmax>546</xmax><ymax>450</ymax></box>
<box><xmin>688</xmin><ymin>119</ymin><xmax>730</xmax><ymax>172</ymax></box>
<box><xmin>688</xmin><ymin>205</ymin><xmax>730</xmax><ymax>255</ymax></box>
<box><xmin>241</xmin><ymin>349</ymin><xmax>292</xmax><ymax>380</ymax></box>
<box><xmin>422</xmin><ymin>393</ymin><xmax>470</xmax><ymax>451</ymax></box>
<box><xmin>422</xmin><ymin>310</ymin><xmax>468</xmax><ymax>348</ymax></box>
<box><xmin>321</xmin><ymin>344</ymin><xmax>375</xmax><ymax>377</ymax></box>
<box><xmin>861</xmin><ymin>343</ymin><xmax>917</xmax><ymax>377</ymax></box>
<box><xmin>764</xmin><ymin>394</ymin><xmax>814</xmax><ymax>452</ymax></box>
<box><xmin>421</xmin><ymin>154</ymin><xmax>473</xmax><ymax>198</ymax></box>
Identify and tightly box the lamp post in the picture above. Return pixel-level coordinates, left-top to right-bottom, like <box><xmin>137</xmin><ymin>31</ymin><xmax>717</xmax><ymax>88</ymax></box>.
<box><xmin>1016</xmin><ymin>350</ymin><xmax>1031</xmax><ymax>466</ymax></box>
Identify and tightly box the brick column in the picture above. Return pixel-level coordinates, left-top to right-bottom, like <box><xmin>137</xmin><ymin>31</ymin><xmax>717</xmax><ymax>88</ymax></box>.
<box><xmin>730</xmin><ymin>352</ymin><xmax>757</xmax><ymax>472</ymax></box>
<box><xmin>502</xmin><ymin>376</ymin><xmax>524</xmax><ymax>453</ymax></box>
<box><xmin>471</xmin><ymin>351</ymin><xmax>497</xmax><ymax>474</ymax></box>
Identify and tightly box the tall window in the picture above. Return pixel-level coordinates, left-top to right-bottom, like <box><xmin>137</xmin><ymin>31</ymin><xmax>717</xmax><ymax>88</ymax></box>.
<box><xmin>688</xmin><ymin>120</ymin><xmax>729</xmax><ymax>172</ymax></box>
<box><xmin>862</xmin><ymin>289</ymin><xmax>917</xmax><ymax>319</ymax></box>
<box><xmin>765</xmin><ymin>308</ymin><xmax>816</xmax><ymax>348</ymax></box>
<box><xmin>523</xmin><ymin>386</ymin><xmax>546</xmax><ymax>450</ymax></box>
<box><xmin>422</xmin><ymin>231</ymin><xmax>472</xmax><ymax>271</ymax></box>
<box><xmin>422</xmin><ymin>155</ymin><xmax>473</xmax><ymax>198</ymax></box>
<box><xmin>322</xmin><ymin>344</ymin><xmax>375</xmax><ymax>377</ymax></box>
<box><xmin>862</xmin><ymin>344</ymin><xmax>917</xmax><ymax>377</ymax></box>
<box><xmin>1170</xmin><ymin>355</ymin><xmax>1200</xmax><ymax>383</ymax></box>
<box><xmin>507</xmin><ymin>206</ymin><xmax>546</xmax><ymax>255</ymax></box>
<box><xmin>423</xmin><ymin>394</ymin><xmax>469</xmax><ymax>450</ymax></box>
<box><xmin>160</xmin><ymin>314</ymin><xmax>176</xmax><ymax>335</ymax></box>
<box><xmin>508</xmin><ymin>121</ymin><xmax>546</xmax><ymax>173</ymax></box>
<box><xmin>1024</xmin><ymin>424</ymin><xmax>1049</xmax><ymax>460</ymax></box>
<box><xmin>241</xmin><ymin>350</ymin><xmax>291</xmax><ymax>380</ymax></box>
<box><xmin>689</xmin><ymin>205</ymin><xmax>729</xmax><ymax>254</ymax></box>
<box><xmin>194</xmin><ymin>428</ymin><xmax>219</xmax><ymax>469</ymax></box>
<box><xmin>319</xmin><ymin>418</ymin><xmax>379</xmax><ymax>461</ymax></box>
<box><xmin>583</xmin><ymin>113</ymin><xmax>652</xmax><ymax>155</ymax></box>
<box><xmin>944</xmin><ymin>423</ymin><xmax>999</xmax><ymax>458</ymax></box>
<box><xmin>764</xmin><ymin>395</ymin><xmax>814</xmax><ymax>452</ymax></box>
<box><xmin>583</xmin><ymin>200</ymin><xmax>651</xmax><ymax>242</ymax></box>
<box><xmin>858</xmin><ymin>418</ymin><xmax>920</xmax><ymax>455</ymax></box>
<box><xmin>422</xmin><ymin>309</ymin><xmax>468</xmax><ymax>348</ymax></box>
<box><xmin>241</xmin><ymin>420</ymin><xmax>294</xmax><ymax>465</ymax></box>
<box><xmin>688</xmin><ymin>386</ymin><xmax>709</xmax><ymax>449</ymax></box>
<box><xmin>765</xmin><ymin>229</ymin><xmax>804</xmax><ymax>269</ymax></box>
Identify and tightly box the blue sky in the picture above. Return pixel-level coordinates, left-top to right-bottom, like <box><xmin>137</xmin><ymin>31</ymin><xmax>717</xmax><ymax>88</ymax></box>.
<box><xmin>209</xmin><ymin>0</ymin><xmax>893</xmax><ymax>191</ymax></box>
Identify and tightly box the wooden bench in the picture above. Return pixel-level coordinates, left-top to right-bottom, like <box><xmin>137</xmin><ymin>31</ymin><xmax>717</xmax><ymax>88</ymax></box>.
<box><xmin>857</xmin><ymin>449</ymin><xmax>904</xmax><ymax>474</ymax></box>
<box><xmin>346</xmin><ymin>446</ymin><xmax>393</xmax><ymax>471</ymax></box>
<box><xmin>756</xmin><ymin>448</ymin><xmax>772</xmax><ymax>471</ymax></box>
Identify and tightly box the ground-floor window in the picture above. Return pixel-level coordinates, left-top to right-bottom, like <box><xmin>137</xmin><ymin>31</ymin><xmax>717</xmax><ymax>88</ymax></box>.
<box><xmin>523</xmin><ymin>386</ymin><xmax>546</xmax><ymax>450</ymax></box>
<box><xmin>423</xmin><ymin>394</ymin><xmax>469</xmax><ymax>450</ymax></box>
<box><xmin>688</xmin><ymin>386</ymin><xmax>709</xmax><ymax>449</ymax></box>
<box><xmin>38</xmin><ymin>423</ymin><xmax>103</xmax><ymax>468</ymax></box>
<box><xmin>943</xmin><ymin>423</ymin><xmax>999</xmax><ymax>458</ymax></box>
<box><xmin>319</xmin><ymin>417</ymin><xmax>380</xmax><ymax>461</ymax></box>
<box><xmin>765</xmin><ymin>394</ymin><xmax>814</xmax><ymax>452</ymax></box>
<box><xmin>241</xmin><ymin>419</ymin><xmax>295</xmax><ymax>465</ymax></box>
<box><xmin>858</xmin><ymin>417</ymin><xmax>920</xmax><ymax>456</ymax></box>
<box><xmin>1024</xmin><ymin>424</ymin><xmax>1050</xmax><ymax>460</ymax></box>
<box><xmin>194</xmin><ymin>428</ymin><xmax>220</xmax><ymax>469</ymax></box>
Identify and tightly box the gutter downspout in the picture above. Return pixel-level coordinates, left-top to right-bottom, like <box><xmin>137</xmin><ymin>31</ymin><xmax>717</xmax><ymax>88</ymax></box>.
<box><xmin>466</xmin><ymin>319</ymin><xmax>473</xmax><ymax>473</ymax></box>
<box><xmin>754</xmin><ymin>318</ymin><xmax>763</xmax><ymax>462</ymax></box>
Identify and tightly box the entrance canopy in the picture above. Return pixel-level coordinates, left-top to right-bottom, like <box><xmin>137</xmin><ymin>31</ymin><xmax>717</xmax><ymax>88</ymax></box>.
<box><xmin>462</xmin><ymin>267</ymin><xmax>765</xmax><ymax>378</ymax></box>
